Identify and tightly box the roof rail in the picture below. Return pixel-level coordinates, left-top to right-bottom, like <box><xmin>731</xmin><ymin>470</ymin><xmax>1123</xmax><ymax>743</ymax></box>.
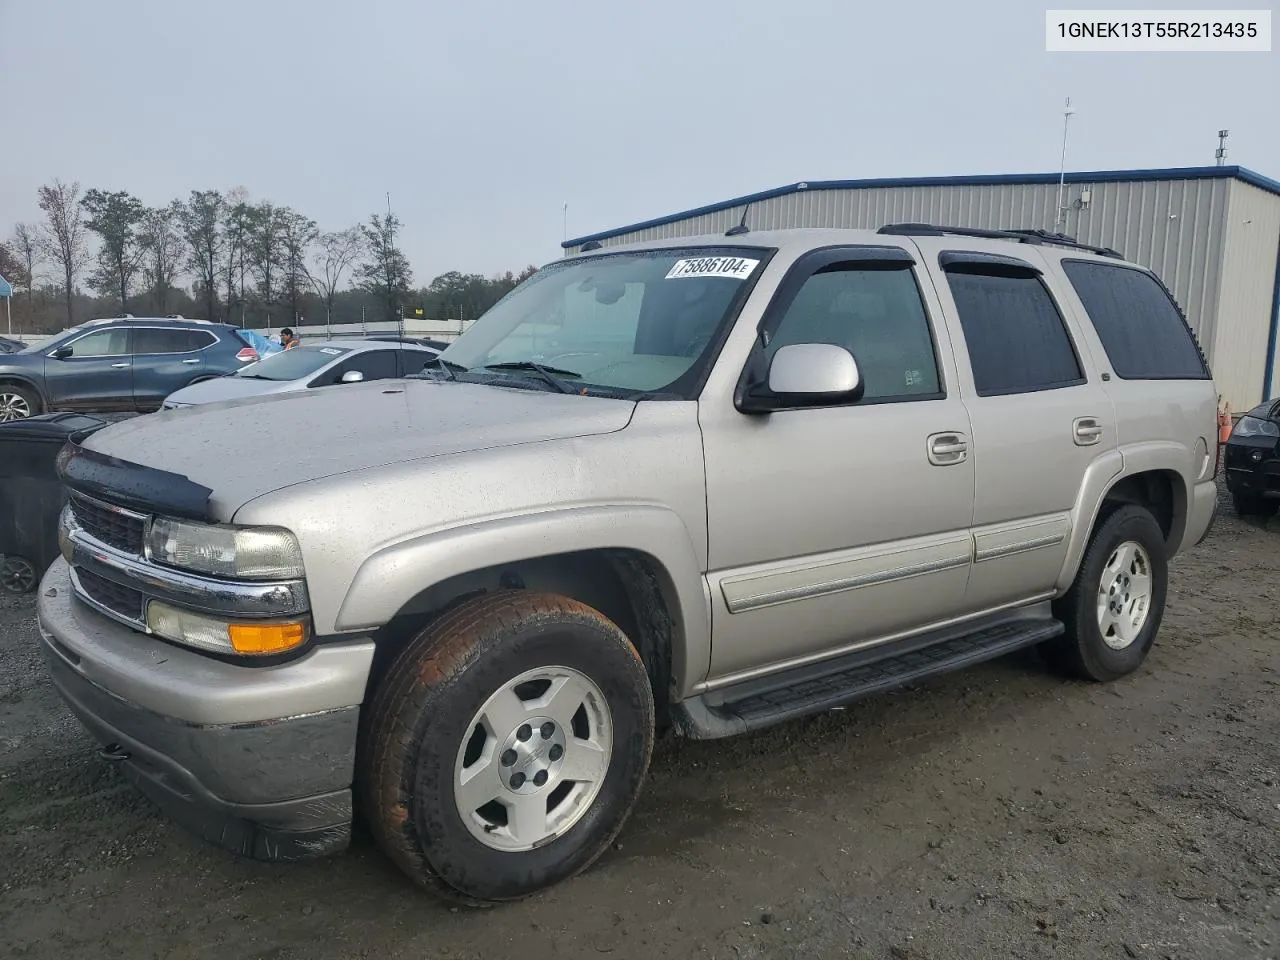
<box><xmin>877</xmin><ymin>222</ymin><xmax>1124</xmax><ymax>259</ymax></box>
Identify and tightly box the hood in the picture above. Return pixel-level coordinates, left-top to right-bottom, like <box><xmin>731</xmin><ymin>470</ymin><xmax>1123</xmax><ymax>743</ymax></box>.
<box><xmin>0</xmin><ymin>351</ymin><xmax>44</xmax><ymax>372</ymax></box>
<box><xmin>81</xmin><ymin>378</ymin><xmax>636</xmax><ymax>516</ymax></box>
<box><xmin>165</xmin><ymin>375</ymin><xmax>296</xmax><ymax>406</ymax></box>
<box><xmin>1243</xmin><ymin>401</ymin><xmax>1279</xmax><ymax>422</ymax></box>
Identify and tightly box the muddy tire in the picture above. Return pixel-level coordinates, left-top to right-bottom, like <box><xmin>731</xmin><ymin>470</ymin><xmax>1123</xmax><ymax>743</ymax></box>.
<box><xmin>359</xmin><ymin>591</ymin><xmax>655</xmax><ymax>904</ymax></box>
<box><xmin>1047</xmin><ymin>505</ymin><xmax>1168</xmax><ymax>683</ymax></box>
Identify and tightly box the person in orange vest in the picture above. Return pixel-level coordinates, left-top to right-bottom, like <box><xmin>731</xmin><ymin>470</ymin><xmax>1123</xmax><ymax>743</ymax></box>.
<box><xmin>280</xmin><ymin>328</ymin><xmax>300</xmax><ymax>350</ymax></box>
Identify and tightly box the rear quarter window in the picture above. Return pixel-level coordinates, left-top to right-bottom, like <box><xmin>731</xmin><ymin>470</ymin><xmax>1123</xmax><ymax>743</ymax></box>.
<box><xmin>1061</xmin><ymin>261</ymin><xmax>1210</xmax><ymax>380</ymax></box>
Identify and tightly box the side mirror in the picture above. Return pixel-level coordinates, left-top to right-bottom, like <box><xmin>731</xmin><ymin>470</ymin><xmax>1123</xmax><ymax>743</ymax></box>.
<box><xmin>340</xmin><ymin>370</ymin><xmax>364</xmax><ymax>384</ymax></box>
<box><xmin>739</xmin><ymin>343</ymin><xmax>864</xmax><ymax>413</ymax></box>
<box><xmin>50</xmin><ymin>346</ymin><xmax>73</xmax><ymax>360</ymax></box>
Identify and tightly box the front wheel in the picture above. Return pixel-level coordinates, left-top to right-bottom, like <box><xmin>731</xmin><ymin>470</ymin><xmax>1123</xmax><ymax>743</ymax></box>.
<box><xmin>0</xmin><ymin>384</ymin><xmax>40</xmax><ymax>422</ymax></box>
<box><xmin>1047</xmin><ymin>505</ymin><xmax>1169</xmax><ymax>682</ymax></box>
<box><xmin>0</xmin><ymin>555</ymin><xmax>39</xmax><ymax>594</ymax></box>
<box><xmin>360</xmin><ymin>591</ymin><xmax>655</xmax><ymax>903</ymax></box>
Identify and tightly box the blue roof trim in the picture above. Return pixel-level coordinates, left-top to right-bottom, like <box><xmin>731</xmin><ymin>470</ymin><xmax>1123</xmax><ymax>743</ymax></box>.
<box><xmin>563</xmin><ymin>165</ymin><xmax>1280</xmax><ymax>248</ymax></box>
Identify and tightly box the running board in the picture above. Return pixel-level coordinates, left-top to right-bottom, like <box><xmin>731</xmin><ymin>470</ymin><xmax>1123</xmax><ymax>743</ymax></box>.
<box><xmin>673</xmin><ymin>613</ymin><xmax>1064</xmax><ymax>739</ymax></box>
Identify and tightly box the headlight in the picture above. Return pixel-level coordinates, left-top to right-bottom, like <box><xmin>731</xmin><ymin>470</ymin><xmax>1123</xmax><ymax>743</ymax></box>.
<box><xmin>146</xmin><ymin>600</ymin><xmax>308</xmax><ymax>656</ymax></box>
<box><xmin>1231</xmin><ymin>415</ymin><xmax>1280</xmax><ymax>439</ymax></box>
<box><xmin>147</xmin><ymin>518</ymin><xmax>304</xmax><ymax>580</ymax></box>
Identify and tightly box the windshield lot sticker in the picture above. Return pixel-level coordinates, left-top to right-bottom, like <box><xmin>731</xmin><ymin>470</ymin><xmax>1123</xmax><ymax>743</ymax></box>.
<box><xmin>320</xmin><ymin>348</ymin><xmax>342</xmax><ymax>355</ymax></box>
<box><xmin>665</xmin><ymin>257</ymin><xmax>760</xmax><ymax>280</ymax></box>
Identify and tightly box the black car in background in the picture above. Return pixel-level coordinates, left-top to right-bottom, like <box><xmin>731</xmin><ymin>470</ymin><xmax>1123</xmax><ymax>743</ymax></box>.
<box><xmin>1223</xmin><ymin>401</ymin><xmax>1280</xmax><ymax>518</ymax></box>
<box><xmin>0</xmin><ymin>317</ymin><xmax>262</xmax><ymax>422</ymax></box>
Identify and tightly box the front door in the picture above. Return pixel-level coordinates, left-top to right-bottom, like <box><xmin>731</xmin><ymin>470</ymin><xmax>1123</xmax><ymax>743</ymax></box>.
<box><xmin>700</xmin><ymin>246</ymin><xmax>977</xmax><ymax>684</ymax></box>
<box><xmin>915</xmin><ymin>238</ymin><xmax>1120</xmax><ymax>611</ymax></box>
<box><xmin>309</xmin><ymin>348</ymin><xmax>400</xmax><ymax>387</ymax></box>
<box><xmin>44</xmin><ymin>326</ymin><xmax>133</xmax><ymax>411</ymax></box>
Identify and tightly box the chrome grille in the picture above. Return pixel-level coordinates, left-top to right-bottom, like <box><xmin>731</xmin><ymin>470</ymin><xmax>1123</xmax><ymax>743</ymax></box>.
<box><xmin>70</xmin><ymin>494</ymin><xmax>146</xmax><ymax>555</ymax></box>
<box><xmin>75</xmin><ymin>567</ymin><xmax>145</xmax><ymax>622</ymax></box>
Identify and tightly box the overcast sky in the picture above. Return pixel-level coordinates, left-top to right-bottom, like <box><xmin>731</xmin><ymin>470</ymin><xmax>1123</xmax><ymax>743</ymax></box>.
<box><xmin>2</xmin><ymin>0</ymin><xmax>1275</xmax><ymax>280</ymax></box>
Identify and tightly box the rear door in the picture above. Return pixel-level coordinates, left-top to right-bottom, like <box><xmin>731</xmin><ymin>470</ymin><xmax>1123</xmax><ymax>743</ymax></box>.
<box><xmin>913</xmin><ymin>238</ymin><xmax>1120</xmax><ymax>611</ymax></box>
<box><xmin>43</xmin><ymin>326</ymin><xmax>133</xmax><ymax>411</ymax></box>
<box><xmin>132</xmin><ymin>327</ymin><xmax>215</xmax><ymax>410</ymax></box>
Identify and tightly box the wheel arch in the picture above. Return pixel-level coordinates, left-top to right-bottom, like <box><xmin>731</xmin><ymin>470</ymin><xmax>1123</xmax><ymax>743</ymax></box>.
<box><xmin>0</xmin><ymin>374</ymin><xmax>48</xmax><ymax>407</ymax></box>
<box><xmin>337</xmin><ymin>505</ymin><xmax>711</xmax><ymax>712</ymax></box>
<box><xmin>1056</xmin><ymin>445</ymin><xmax>1193</xmax><ymax>592</ymax></box>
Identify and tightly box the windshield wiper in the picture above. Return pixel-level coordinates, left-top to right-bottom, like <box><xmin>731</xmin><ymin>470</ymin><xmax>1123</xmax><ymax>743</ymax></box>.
<box><xmin>483</xmin><ymin>361</ymin><xmax>580</xmax><ymax>394</ymax></box>
<box><xmin>425</xmin><ymin>357</ymin><xmax>467</xmax><ymax>381</ymax></box>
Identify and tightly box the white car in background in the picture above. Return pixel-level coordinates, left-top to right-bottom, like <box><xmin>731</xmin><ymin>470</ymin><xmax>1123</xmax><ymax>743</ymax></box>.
<box><xmin>161</xmin><ymin>339</ymin><xmax>441</xmax><ymax>409</ymax></box>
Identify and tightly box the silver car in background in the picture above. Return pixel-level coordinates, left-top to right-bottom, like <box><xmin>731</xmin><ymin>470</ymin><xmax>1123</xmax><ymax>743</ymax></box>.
<box><xmin>162</xmin><ymin>339</ymin><xmax>441</xmax><ymax>409</ymax></box>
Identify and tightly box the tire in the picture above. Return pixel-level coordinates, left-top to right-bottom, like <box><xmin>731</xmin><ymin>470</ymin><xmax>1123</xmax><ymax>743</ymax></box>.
<box><xmin>1232</xmin><ymin>489</ymin><xmax>1278</xmax><ymax>519</ymax></box>
<box><xmin>1047</xmin><ymin>505</ymin><xmax>1168</xmax><ymax>682</ymax></box>
<box><xmin>0</xmin><ymin>555</ymin><xmax>39</xmax><ymax>594</ymax></box>
<box><xmin>0</xmin><ymin>383</ymin><xmax>41</xmax><ymax>422</ymax></box>
<box><xmin>360</xmin><ymin>591</ymin><xmax>655</xmax><ymax>904</ymax></box>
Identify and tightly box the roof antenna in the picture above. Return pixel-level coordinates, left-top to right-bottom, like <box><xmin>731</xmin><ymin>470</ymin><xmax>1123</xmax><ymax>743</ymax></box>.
<box><xmin>725</xmin><ymin>204</ymin><xmax>752</xmax><ymax>236</ymax></box>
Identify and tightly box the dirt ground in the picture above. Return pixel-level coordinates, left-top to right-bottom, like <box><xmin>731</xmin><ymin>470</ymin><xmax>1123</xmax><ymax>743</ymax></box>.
<box><xmin>2</xmin><ymin>479</ymin><xmax>1278</xmax><ymax>960</ymax></box>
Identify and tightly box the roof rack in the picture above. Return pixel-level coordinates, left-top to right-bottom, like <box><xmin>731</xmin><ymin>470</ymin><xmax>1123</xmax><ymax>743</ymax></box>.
<box><xmin>877</xmin><ymin>223</ymin><xmax>1124</xmax><ymax>259</ymax></box>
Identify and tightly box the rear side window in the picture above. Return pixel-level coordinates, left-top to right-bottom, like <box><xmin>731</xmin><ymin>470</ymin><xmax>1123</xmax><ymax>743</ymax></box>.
<box><xmin>944</xmin><ymin>268</ymin><xmax>1084</xmax><ymax>397</ymax></box>
<box><xmin>1061</xmin><ymin>261</ymin><xmax>1209</xmax><ymax>380</ymax></box>
<box><xmin>134</xmin><ymin>328</ymin><xmax>214</xmax><ymax>354</ymax></box>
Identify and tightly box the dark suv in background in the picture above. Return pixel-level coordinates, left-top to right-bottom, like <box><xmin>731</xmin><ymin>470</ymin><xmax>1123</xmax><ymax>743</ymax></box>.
<box><xmin>0</xmin><ymin>317</ymin><xmax>262</xmax><ymax>421</ymax></box>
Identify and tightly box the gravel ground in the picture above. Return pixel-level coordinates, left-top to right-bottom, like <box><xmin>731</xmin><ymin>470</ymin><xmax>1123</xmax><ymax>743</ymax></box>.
<box><xmin>2</xmin><ymin>479</ymin><xmax>1279</xmax><ymax>960</ymax></box>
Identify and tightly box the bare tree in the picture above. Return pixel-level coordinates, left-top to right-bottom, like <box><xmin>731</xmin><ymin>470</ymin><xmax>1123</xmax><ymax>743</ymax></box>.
<box><xmin>357</xmin><ymin>212</ymin><xmax>413</xmax><ymax>323</ymax></box>
<box><xmin>81</xmin><ymin>188</ymin><xmax>146</xmax><ymax>314</ymax></box>
<box><xmin>138</xmin><ymin>203</ymin><xmax>183</xmax><ymax>314</ymax></box>
<box><xmin>37</xmin><ymin>179</ymin><xmax>91</xmax><ymax>325</ymax></box>
<box><xmin>245</xmin><ymin>202</ymin><xmax>285</xmax><ymax>322</ymax></box>
<box><xmin>10</xmin><ymin>223</ymin><xmax>43</xmax><ymax>313</ymax></box>
<box><xmin>223</xmin><ymin>186</ymin><xmax>251</xmax><ymax>324</ymax></box>
<box><xmin>177</xmin><ymin>190</ymin><xmax>226</xmax><ymax>322</ymax></box>
<box><xmin>278</xmin><ymin>208</ymin><xmax>318</xmax><ymax>324</ymax></box>
<box><xmin>308</xmin><ymin>227</ymin><xmax>363</xmax><ymax>328</ymax></box>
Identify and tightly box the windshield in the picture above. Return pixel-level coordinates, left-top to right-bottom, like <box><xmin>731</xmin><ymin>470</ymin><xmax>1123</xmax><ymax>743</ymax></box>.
<box><xmin>438</xmin><ymin>247</ymin><xmax>771</xmax><ymax>398</ymax></box>
<box><xmin>236</xmin><ymin>345</ymin><xmax>349</xmax><ymax>380</ymax></box>
<box><xmin>20</xmin><ymin>327</ymin><xmax>80</xmax><ymax>354</ymax></box>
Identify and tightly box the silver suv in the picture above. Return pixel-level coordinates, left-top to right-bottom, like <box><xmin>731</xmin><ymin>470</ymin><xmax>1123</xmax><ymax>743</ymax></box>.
<box><xmin>38</xmin><ymin>225</ymin><xmax>1219</xmax><ymax>904</ymax></box>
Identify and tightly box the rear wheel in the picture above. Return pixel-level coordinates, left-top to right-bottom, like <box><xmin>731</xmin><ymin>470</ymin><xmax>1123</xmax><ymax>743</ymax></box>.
<box><xmin>0</xmin><ymin>384</ymin><xmax>40</xmax><ymax>422</ymax></box>
<box><xmin>360</xmin><ymin>591</ymin><xmax>655</xmax><ymax>904</ymax></box>
<box><xmin>1232</xmin><ymin>489</ymin><xmax>1278</xmax><ymax>518</ymax></box>
<box><xmin>1047</xmin><ymin>505</ymin><xmax>1168</xmax><ymax>682</ymax></box>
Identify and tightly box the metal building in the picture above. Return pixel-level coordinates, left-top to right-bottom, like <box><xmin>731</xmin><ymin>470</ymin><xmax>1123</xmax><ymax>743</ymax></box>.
<box><xmin>562</xmin><ymin>166</ymin><xmax>1280</xmax><ymax>412</ymax></box>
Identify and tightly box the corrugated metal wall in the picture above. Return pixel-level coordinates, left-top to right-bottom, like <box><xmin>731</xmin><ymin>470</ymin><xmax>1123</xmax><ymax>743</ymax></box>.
<box><xmin>565</xmin><ymin>176</ymin><xmax>1280</xmax><ymax>408</ymax></box>
<box><xmin>1215</xmin><ymin>181</ymin><xmax>1280</xmax><ymax>409</ymax></box>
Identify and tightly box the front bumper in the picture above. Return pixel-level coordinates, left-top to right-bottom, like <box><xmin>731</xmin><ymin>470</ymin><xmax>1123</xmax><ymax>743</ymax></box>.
<box><xmin>37</xmin><ymin>558</ymin><xmax>374</xmax><ymax>861</ymax></box>
<box><xmin>1222</xmin><ymin>438</ymin><xmax>1280</xmax><ymax>499</ymax></box>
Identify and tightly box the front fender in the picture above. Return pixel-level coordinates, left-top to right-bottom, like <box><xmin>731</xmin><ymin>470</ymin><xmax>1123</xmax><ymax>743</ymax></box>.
<box><xmin>0</xmin><ymin>371</ymin><xmax>48</xmax><ymax>406</ymax></box>
<box><xmin>334</xmin><ymin>504</ymin><xmax>712</xmax><ymax>696</ymax></box>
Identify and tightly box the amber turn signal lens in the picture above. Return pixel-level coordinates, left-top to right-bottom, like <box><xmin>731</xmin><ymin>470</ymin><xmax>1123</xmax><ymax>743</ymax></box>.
<box><xmin>228</xmin><ymin>621</ymin><xmax>308</xmax><ymax>655</ymax></box>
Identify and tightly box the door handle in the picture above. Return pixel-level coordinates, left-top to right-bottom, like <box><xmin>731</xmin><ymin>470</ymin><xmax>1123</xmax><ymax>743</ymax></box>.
<box><xmin>110</xmin><ymin>362</ymin><xmax>129</xmax><ymax>369</ymax></box>
<box><xmin>1073</xmin><ymin>417</ymin><xmax>1103</xmax><ymax>446</ymax></box>
<box><xmin>927</xmin><ymin>432</ymin><xmax>969</xmax><ymax>466</ymax></box>
<box><xmin>181</xmin><ymin>358</ymin><xmax>200</xmax><ymax>364</ymax></box>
